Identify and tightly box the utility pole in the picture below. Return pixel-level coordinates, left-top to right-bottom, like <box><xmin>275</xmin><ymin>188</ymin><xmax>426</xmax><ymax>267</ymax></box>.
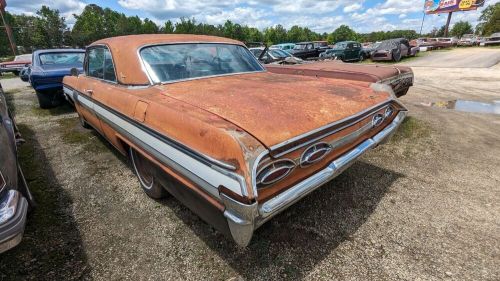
<box><xmin>444</xmin><ymin>12</ymin><xmax>453</xmax><ymax>37</ymax></box>
<box><xmin>0</xmin><ymin>0</ymin><xmax>16</xmax><ymax>56</ymax></box>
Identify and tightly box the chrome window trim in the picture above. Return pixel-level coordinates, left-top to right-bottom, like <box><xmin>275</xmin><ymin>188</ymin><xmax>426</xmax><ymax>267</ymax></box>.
<box><xmin>136</xmin><ymin>42</ymin><xmax>266</xmax><ymax>85</ymax></box>
<box><xmin>84</xmin><ymin>44</ymin><xmax>119</xmax><ymax>85</ymax></box>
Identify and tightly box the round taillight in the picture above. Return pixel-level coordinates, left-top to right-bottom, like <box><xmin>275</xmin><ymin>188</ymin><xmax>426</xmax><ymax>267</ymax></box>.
<box><xmin>257</xmin><ymin>159</ymin><xmax>296</xmax><ymax>188</ymax></box>
<box><xmin>300</xmin><ymin>142</ymin><xmax>332</xmax><ymax>167</ymax></box>
<box><xmin>385</xmin><ymin>106</ymin><xmax>395</xmax><ymax>118</ymax></box>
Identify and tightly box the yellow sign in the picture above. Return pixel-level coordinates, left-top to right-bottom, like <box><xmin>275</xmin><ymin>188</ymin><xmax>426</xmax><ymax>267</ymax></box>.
<box><xmin>459</xmin><ymin>0</ymin><xmax>473</xmax><ymax>9</ymax></box>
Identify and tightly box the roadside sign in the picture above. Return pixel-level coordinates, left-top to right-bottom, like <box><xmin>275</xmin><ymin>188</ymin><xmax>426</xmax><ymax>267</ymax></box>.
<box><xmin>425</xmin><ymin>0</ymin><xmax>485</xmax><ymax>14</ymax></box>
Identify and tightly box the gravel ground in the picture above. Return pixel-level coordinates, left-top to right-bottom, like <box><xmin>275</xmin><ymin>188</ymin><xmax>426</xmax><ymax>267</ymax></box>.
<box><xmin>0</xmin><ymin>48</ymin><xmax>499</xmax><ymax>280</ymax></box>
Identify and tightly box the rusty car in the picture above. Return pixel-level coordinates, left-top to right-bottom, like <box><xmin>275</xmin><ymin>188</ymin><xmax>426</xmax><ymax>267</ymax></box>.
<box><xmin>63</xmin><ymin>34</ymin><xmax>408</xmax><ymax>246</ymax></box>
<box><xmin>0</xmin><ymin>81</ymin><xmax>35</xmax><ymax>254</ymax></box>
<box><xmin>266</xmin><ymin>61</ymin><xmax>414</xmax><ymax>98</ymax></box>
<box><xmin>371</xmin><ymin>38</ymin><xmax>419</xmax><ymax>62</ymax></box>
<box><xmin>0</xmin><ymin>54</ymin><xmax>31</xmax><ymax>76</ymax></box>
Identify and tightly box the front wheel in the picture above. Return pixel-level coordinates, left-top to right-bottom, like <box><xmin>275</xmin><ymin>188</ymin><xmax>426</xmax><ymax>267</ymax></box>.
<box><xmin>130</xmin><ymin>147</ymin><xmax>168</xmax><ymax>199</ymax></box>
<box><xmin>392</xmin><ymin>49</ymin><xmax>402</xmax><ymax>62</ymax></box>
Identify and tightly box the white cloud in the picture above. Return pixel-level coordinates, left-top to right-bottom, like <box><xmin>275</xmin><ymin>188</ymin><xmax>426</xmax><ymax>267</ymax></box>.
<box><xmin>344</xmin><ymin>3</ymin><xmax>362</xmax><ymax>13</ymax></box>
<box><xmin>5</xmin><ymin>0</ymin><xmax>86</xmax><ymax>25</ymax></box>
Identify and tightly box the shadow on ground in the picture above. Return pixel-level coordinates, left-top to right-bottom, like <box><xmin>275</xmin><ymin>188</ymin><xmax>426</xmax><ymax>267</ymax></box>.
<box><xmin>0</xmin><ymin>110</ymin><xmax>89</xmax><ymax>280</ymax></box>
<box><xmin>160</xmin><ymin>160</ymin><xmax>403</xmax><ymax>280</ymax></box>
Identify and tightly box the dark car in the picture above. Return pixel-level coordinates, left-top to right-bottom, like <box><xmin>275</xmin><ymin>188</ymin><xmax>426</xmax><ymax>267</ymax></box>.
<box><xmin>0</xmin><ymin>54</ymin><xmax>32</xmax><ymax>76</ymax></box>
<box><xmin>319</xmin><ymin>41</ymin><xmax>365</xmax><ymax>62</ymax></box>
<box><xmin>0</xmin><ymin>82</ymin><xmax>34</xmax><ymax>254</ymax></box>
<box><xmin>29</xmin><ymin>49</ymin><xmax>85</xmax><ymax>108</ymax></box>
<box><xmin>249</xmin><ymin>47</ymin><xmax>304</xmax><ymax>64</ymax></box>
<box><xmin>289</xmin><ymin>42</ymin><xmax>327</xmax><ymax>59</ymax></box>
<box><xmin>371</xmin><ymin>38</ymin><xmax>419</xmax><ymax>62</ymax></box>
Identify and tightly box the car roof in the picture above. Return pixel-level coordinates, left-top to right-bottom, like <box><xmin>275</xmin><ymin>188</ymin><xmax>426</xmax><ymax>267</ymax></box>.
<box><xmin>92</xmin><ymin>34</ymin><xmax>245</xmax><ymax>85</ymax></box>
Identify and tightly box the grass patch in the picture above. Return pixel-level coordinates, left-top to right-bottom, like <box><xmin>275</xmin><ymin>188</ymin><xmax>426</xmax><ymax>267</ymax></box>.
<box><xmin>390</xmin><ymin>116</ymin><xmax>431</xmax><ymax>143</ymax></box>
<box><xmin>0</xmin><ymin>73</ymin><xmax>16</xmax><ymax>80</ymax></box>
<box><xmin>0</xmin><ymin>124</ymin><xmax>89</xmax><ymax>279</ymax></box>
<box><xmin>58</xmin><ymin>117</ymin><xmax>108</xmax><ymax>153</ymax></box>
<box><xmin>0</xmin><ymin>56</ymin><xmax>14</xmax><ymax>63</ymax></box>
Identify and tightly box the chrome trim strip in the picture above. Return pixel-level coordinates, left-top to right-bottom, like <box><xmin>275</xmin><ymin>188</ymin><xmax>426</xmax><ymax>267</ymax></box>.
<box><xmin>269</xmin><ymin>100</ymin><xmax>391</xmax><ymax>155</ymax></box>
<box><xmin>74</xmin><ymin>91</ymin><xmax>246</xmax><ymax>197</ymax></box>
<box><xmin>257</xmin><ymin>110</ymin><xmax>407</xmax><ymax>223</ymax></box>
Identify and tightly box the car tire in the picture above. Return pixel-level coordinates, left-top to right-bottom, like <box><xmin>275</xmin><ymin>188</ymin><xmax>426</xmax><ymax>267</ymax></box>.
<box><xmin>35</xmin><ymin>91</ymin><xmax>61</xmax><ymax>109</ymax></box>
<box><xmin>358</xmin><ymin>53</ymin><xmax>364</xmax><ymax>62</ymax></box>
<box><xmin>130</xmin><ymin>147</ymin><xmax>168</xmax><ymax>199</ymax></box>
<box><xmin>392</xmin><ymin>49</ymin><xmax>402</xmax><ymax>62</ymax></box>
<box><xmin>78</xmin><ymin>113</ymin><xmax>91</xmax><ymax>129</ymax></box>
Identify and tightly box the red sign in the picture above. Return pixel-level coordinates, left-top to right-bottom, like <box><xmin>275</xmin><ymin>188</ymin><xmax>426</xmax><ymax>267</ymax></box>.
<box><xmin>425</xmin><ymin>0</ymin><xmax>485</xmax><ymax>14</ymax></box>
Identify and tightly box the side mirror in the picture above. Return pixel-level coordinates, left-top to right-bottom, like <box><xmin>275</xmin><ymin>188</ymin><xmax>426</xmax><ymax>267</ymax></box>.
<box><xmin>70</xmin><ymin>68</ymin><xmax>79</xmax><ymax>77</ymax></box>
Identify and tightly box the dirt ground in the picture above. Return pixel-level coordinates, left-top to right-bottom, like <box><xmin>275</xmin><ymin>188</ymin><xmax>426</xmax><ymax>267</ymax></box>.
<box><xmin>0</xmin><ymin>48</ymin><xmax>499</xmax><ymax>281</ymax></box>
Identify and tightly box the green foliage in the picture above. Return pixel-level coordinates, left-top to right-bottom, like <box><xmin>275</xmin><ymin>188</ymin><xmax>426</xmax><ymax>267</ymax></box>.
<box><xmin>477</xmin><ymin>3</ymin><xmax>500</xmax><ymax>36</ymax></box>
<box><xmin>359</xmin><ymin>30</ymin><xmax>419</xmax><ymax>42</ymax></box>
<box><xmin>327</xmin><ymin>25</ymin><xmax>358</xmax><ymax>44</ymax></box>
<box><xmin>450</xmin><ymin>21</ymin><xmax>473</xmax><ymax>38</ymax></box>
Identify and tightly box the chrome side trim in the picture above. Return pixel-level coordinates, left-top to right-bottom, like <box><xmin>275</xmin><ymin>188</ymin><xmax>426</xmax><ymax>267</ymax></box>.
<box><xmin>74</xmin><ymin>92</ymin><xmax>247</xmax><ymax>197</ymax></box>
<box><xmin>257</xmin><ymin>110</ymin><xmax>407</xmax><ymax>224</ymax></box>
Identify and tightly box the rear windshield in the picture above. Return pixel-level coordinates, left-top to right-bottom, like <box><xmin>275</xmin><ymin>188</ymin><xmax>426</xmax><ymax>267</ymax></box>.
<box><xmin>39</xmin><ymin>52</ymin><xmax>85</xmax><ymax>65</ymax></box>
<box><xmin>140</xmin><ymin>43</ymin><xmax>264</xmax><ymax>83</ymax></box>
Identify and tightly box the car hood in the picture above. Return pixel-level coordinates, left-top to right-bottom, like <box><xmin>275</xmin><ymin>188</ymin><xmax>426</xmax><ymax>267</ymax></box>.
<box><xmin>266</xmin><ymin>61</ymin><xmax>412</xmax><ymax>83</ymax></box>
<box><xmin>159</xmin><ymin>72</ymin><xmax>392</xmax><ymax>149</ymax></box>
<box><xmin>0</xmin><ymin>60</ymin><xmax>31</xmax><ymax>66</ymax></box>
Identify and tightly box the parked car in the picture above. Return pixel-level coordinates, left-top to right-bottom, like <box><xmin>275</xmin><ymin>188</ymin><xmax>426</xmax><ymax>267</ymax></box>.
<box><xmin>427</xmin><ymin>38</ymin><xmax>452</xmax><ymax>49</ymax></box>
<box><xmin>29</xmin><ymin>49</ymin><xmax>85</xmax><ymax>108</ymax></box>
<box><xmin>63</xmin><ymin>34</ymin><xmax>408</xmax><ymax>247</ymax></box>
<box><xmin>313</xmin><ymin>41</ymin><xmax>330</xmax><ymax>50</ymax></box>
<box><xmin>0</xmin><ymin>81</ymin><xmax>35</xmax><ymax>254</ymax></box>
<box><xmin>319</xmin><ymin>41</ymin><xmax>365</xmax><ymax>62</ymax></box>
<box><xmin>266</xmin><ymin>61</ymin><xmax>414</xmax><ymax>97</ymax></box>
<box><xmin>269</xmin><ymin>43</ymin><xmax>295</xmax><ymax>51</ymax></box>
<box><xmin>458</xmin><ymin>34</ymin><xmax>478</xmax><ymax>46</ymax></box>
<box><xmin>288</xmin><ymin>41</ymin><xmax>326</xmax><ymax>59</ymax></box>
<box><xmin>371</xmin><ymin>38</ymin><xmax>419</xmax><ymax>62</ymax></box>
<box><xmin>19</xmin><ymin>66</ymin><xmax>30</xmax><ymax>82</ymax></box>
<box><xmin>437</xmin><ymin>37</ymin><xmax>458</xmax><ymax>47</ymax></box>
<box><xmin>0</xmin><ymin>54</ymin><xmax>32</xmax><ymax>76</ymax></box>
<box><xmin>480</xmin><ymin>33</ymin><xmax>500</xmax><ymax>46</ymax></box>
<box><xmin>249</xmin><ymin>47</ymin><xmax>303</xmax><ymax>64</ymax></box>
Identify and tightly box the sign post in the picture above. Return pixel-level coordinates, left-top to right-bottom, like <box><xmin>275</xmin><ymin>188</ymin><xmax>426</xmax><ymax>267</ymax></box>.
<box><xmin>444</xmin><ymin>12</ymin><xmax>453</xmax><ymax>37</ymax></box>
<box><xmin>0</xmin><ymin>0</ymin><xmax>17</xmax><ymax>56</ymax></box>
<box><xmin>424</xmin><ymin>0</ymin><xmax>486</xmax><ymax>36</ymax></box>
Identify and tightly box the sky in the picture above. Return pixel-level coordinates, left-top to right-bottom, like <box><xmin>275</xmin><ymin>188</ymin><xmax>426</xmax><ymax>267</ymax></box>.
<box><xmin>4</xmin><ymin>0</ymin><xmax>500</xmax><ymax>34</ymax></box>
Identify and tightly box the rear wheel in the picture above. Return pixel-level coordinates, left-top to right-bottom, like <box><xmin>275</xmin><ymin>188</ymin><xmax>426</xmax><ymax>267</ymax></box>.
<box><xmin>130</xmin><ymin>147</ymin><xmax>168</xmax><ymax>199</ymax></box>
<box><xmin>358</xmin><ymin>53</ymin><xmax>365</xmax><ymax>62</ymax></box>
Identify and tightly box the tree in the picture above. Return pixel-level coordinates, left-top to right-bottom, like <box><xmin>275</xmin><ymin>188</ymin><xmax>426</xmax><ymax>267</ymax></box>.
<box><xmin>72</xmin><ymin>4</ymin><xmax>106</xmax><ymax>46</ymax></box>
<box><xmin>32</xmin><ymin>6</ymin><xmax>66</xmax><ymax>48</ymax></box>
<box><xmin>327</xmin><ymin>25</ymin><xmax>358</xmax><ymax>44</ymax></box>
<box><xmin>162</xmin><ymin>20</ymin><xmax>175</xmax><ymax>33</ymax></box>
<box><xmin>450</xmin><ymin>21</ymin><xmax>473</xmax><ymax>38</ymax></box>
<box><xmin>477</xmin><ymin>3</ymin><xmax>500</xmax><ymax>36</ymax></box>
<box><xmin>141</xmin><ymin>18</ymin><xmax>159</xmax><ymax>34</ymax></box>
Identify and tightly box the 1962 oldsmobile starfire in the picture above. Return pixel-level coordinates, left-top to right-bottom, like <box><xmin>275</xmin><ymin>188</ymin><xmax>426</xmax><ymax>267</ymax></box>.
<box><xmin>63</xmin><ymin>34</ymin><xmax>408</xmax><ymax>246</ymax></box>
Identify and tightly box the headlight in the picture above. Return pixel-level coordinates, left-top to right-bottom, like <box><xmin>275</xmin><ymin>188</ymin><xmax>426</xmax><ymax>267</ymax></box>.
<box><xmin>0</xmin><ymin>190</ymin><xmax>19</xmax><ymax>225</ymax></box>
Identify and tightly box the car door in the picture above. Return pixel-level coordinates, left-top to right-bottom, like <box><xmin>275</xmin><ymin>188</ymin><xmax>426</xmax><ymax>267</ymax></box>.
<box><xmin>345</xmin><ymin>43</ymin><xmax>355</xmax><ymax>60</ymax></box>
<box><xmin>78</xmin><ymin>47</ymin><xmax>104</xmax><ymax>133</ymax></box>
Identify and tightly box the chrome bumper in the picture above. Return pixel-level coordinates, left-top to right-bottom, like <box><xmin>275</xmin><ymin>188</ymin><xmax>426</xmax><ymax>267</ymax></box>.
<box><xmin>224</xmin><ymin>110</ymin><xmax>408</xmax><ymax>247</ymax></box>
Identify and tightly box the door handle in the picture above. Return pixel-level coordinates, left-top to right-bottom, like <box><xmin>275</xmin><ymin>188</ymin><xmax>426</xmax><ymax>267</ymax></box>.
<box><xmin>85</xmin><ymin>89</ymin><xmax>93</xmax><ymax>96</ymax></box>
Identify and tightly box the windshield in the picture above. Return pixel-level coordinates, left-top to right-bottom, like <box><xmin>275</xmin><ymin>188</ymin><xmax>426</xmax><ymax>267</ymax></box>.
<box><xmin>293</xmin><ymin>44</ymin><xmax>307</xmax><ymax>50</ymax></box>
<box><xmin>14</xmin><ymin>54</ymin><xmax>31</xmax><ymax>61</ymax></box>
<box><xmin>39</xmin><ymin>52</ymin><xmax>84</xmax><ymax>65</ymax></box>
<box><xmin>269</xmin><ymin>49</ymin><xmax>291</xmax><ymax>58</ymax></box>
<box><xmin>333</xmin><ymin>42</ymin><xmax>347</xmax><ymax>49</ymax></box>
<box><xmin>140</xmin><ymin>44</ymin><xmax>264</xmax><ymax>83</ymax></box>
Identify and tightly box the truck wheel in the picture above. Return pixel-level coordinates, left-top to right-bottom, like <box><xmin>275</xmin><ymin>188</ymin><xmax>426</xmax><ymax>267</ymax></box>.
<box><xmin>36</xmin><ymin>91</ymin><xmax>61</xmax><ymax>109</ymax></box>
<box><xmin>130</xmin><ymin>147</ymin><xmax>168</xmax><ymax>199</ymax></box>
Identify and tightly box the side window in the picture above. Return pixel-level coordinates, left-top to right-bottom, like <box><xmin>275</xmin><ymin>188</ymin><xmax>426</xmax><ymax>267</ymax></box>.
<box><xmin>87</xmin><ymin>48</ymin><xmax>104</xmax><ymax>79</ymax></box>
<box><xmin>104</xmin><ymin>49</ymin><xmax>116</xmax><ymax>82</ymax></box>
<box><xmin>347</xmin><ymin>43</ymin><xmax>353</xmax><ymax>49</ymax></box>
